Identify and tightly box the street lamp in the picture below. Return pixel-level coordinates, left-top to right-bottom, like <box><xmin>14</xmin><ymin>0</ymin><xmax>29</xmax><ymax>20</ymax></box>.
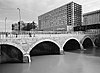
<box><xmin>5</xmin><ymin>17</ymin><xmax>7</xmax><ymax>33</ymax></box>
<box><xmin>17</xmin><ymin>8</ymin><xmax>21</xmax><ymax>21</ymax></box>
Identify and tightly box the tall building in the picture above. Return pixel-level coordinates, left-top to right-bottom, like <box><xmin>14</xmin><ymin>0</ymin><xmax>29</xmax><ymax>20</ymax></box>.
<box><xmin>83</xmin><ymin>10</ymin><xmax>100</xmax><ymax>25</ymax></box>
<box><xmin>38</xmin><ymin>2</ymin><xmax>82</xmax><ymax>31</ymax></box>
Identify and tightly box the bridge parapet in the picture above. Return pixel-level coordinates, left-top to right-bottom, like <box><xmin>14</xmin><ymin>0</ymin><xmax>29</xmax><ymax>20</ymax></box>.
<box><xmin>0</xmin><ymin>31</ymin><xmax>92</xmax><ymax>39</ymax></box>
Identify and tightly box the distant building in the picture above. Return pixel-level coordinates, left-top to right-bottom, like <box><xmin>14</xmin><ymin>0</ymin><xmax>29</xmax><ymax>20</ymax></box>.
<box><xmin>74</xmin><ymin>10</ymin><xmax>100</xmax><ymax>31</ymax></box>
<box><xmin>83</xmin><ymin>10</ymin><xmax>100</xmax><ymax>25</ymax></box>
<box><xmin>12</xmin><ymin>21</ymin><xmax>37</xmax><ymax>32</ymax></box>
<box><xmin>38</xmin><ymin>2</ymin><xmax>82</xmax><ymax>31</ymax></box>
<box><xmin>12</xmin><ymin>21</ymin><xmax>26</xmax><ymax>32</ymax></box>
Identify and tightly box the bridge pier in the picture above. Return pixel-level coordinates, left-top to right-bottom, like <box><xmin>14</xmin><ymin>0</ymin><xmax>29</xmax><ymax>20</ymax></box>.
<box><xmin>23</xmin><ymin>53</ymin><xmax>31</xmax><ymax>63</ymax></box>
<box><xmin>60</xmin><ymin>47</ymin><xmax>64</xmax><ymax>55</ymax></box>
<box><xmin>80</xmin><ymin>44</ymin><xmax>84</xmax><ymax>50</ymax></box>
<box><xmin>60</xmin><ymin>50</ymin><xmax>64</xmax><ymax>55</ymax></box>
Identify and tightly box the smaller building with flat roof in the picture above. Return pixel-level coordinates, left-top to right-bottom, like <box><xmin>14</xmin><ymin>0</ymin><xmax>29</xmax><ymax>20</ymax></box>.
<box><xmin>83</xmin><ymin>10</ymin><xmax>100</xmax><ymax>25</ymax></box>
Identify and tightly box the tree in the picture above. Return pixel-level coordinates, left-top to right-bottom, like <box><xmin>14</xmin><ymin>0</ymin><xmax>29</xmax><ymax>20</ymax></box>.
<box><xmin>22</xmin><ymin>21</ymin><xmax>37</xmax><ymax>31</ymax></box>
<box><xmin>32</xmin><ymin>21</ymin><xmax>37</xmax><ymax>29</ymax></box>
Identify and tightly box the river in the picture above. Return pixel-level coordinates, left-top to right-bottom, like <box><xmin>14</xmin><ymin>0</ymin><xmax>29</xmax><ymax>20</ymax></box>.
<box><xmin>0</xmin><ymin>47</ymin><xmax>100</xmax><ymax>73</ymax></box>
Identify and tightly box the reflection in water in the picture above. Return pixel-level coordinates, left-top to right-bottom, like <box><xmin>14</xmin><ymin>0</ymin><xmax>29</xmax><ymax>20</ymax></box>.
<box><xmin>83</xmin><ymin>47</ymin><xmax>100</xmax><ymax>57</ymax></box>
<box><xmin>67</xmin><ymin>47</ymin><xmax>100</xmax><ymax>57</ymax></box>
<box><xmin>28</xmin><ymin>55</ymin><xmax>60</xmax><ymax>73</ymax></box>
<box><xmin>0</xmin><ymin>55</ymin><xmax>60</xmax><ymax>73</ymax></box>
<box><xmin>0</xmin><ymin>63</ymin><xmax>23</xmax><ymax>73</ymax></box>
<box><xmin>0</xmin><ymin>47</ymin><xmax>100</xmax><ymax>73</ymax></box>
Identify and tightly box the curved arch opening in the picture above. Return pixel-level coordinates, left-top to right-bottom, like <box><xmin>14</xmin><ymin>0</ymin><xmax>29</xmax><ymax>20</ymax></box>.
<box><xmin>1</xmin><ymin>44</ymin><xmax>23</xmax><ymax>63</ymax></box>
<box><xmin>82</xmin><ymin>38</ymin><xmax>94</xmax><ymax>49</ymax></box>
<box><xmin>94</xmin><ymin>38</ymin><xmax>100</xmax><ymax>47</ymax></box>
<box><xmin>63</xmin><ymin>39</ymin><xmax>81</xmax><ymax>52</ymax></box>
<box><xmin>30</xmin><ymin>41</ymin><xmax>60</xmax><ymax>57</ymax></box>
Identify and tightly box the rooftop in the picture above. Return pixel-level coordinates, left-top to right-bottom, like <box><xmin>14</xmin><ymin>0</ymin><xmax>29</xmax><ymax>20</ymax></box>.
<box><xmin>83</xmin><ymin>10</ymin><xmax>100</xmax><ymax>16</ymax></box>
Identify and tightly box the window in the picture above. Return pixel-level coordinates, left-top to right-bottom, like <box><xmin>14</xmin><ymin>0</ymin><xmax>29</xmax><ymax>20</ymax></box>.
<box><xmin>84</xmin><ymin>17</ymin><xmax>88</xmax><ymax>25</ymax></box>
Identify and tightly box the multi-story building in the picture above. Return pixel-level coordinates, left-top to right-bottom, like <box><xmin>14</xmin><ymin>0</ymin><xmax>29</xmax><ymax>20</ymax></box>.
<box><xmin>38</xmin><ymin>2</ymin><xmax>82</xmax><ymax>31</ymax></box>
<box><xmin>83</xmin><ymin>10</ymin><xmax>100</xmax><ymax>25</ymax></box>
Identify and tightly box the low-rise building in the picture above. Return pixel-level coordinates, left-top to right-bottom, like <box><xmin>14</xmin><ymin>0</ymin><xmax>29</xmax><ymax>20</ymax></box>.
<box><xmin>83</xmin><ymin>10</ymin><xmax>100</xmax><ymax>25</ymax></box>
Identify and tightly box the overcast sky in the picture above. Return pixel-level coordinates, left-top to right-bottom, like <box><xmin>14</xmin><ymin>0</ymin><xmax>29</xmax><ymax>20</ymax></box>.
<box><xmin>0</xmin><ymin>0</ymin><xmax>100</xmax><ymax>32</ymax></box>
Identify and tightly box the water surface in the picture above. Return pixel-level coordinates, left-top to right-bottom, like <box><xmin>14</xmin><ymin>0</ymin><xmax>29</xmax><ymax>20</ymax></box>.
<box><xmin>1</xmin><ymin>47</ymin><xmax>100</xmax><ymax>73</ymax></box>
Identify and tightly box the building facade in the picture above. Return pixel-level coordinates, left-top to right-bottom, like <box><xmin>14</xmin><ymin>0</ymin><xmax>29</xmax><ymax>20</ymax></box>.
<box><xmin>74</xmin><ymin>10</ymin><xmax>100</xmax><ymax>31</ymax></box>
<box><xmin>83</xmin><ymin>10</ymin><xmax>100</xmax><ymax>25</ymax></box>
<box><xmin>38</xmin><ymin>2</ymin><xmax>82</xmax><ymax>31</ymax></box>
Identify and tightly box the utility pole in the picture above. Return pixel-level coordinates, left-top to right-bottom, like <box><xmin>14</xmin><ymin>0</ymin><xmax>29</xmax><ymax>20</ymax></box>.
<box><xmin>17</xmin><ymin>8</ymin><xmax>21</xmax><ymax>21</ymax></box>
<box><xmin>17</xmin><ymin>8</ymin><xmax>21</xmax><ymax>32</ymax></box>
<box><xmin>5</xmin><ymin>17</ymin><xmax>7</xmax><ymax>33</ymax></box>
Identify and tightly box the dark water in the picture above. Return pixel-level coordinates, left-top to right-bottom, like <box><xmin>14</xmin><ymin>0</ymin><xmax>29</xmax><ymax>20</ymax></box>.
<box><xmin>0</xmin><ymin>47</ymin><xmax>100</xmax><ymax>73</ymax></box>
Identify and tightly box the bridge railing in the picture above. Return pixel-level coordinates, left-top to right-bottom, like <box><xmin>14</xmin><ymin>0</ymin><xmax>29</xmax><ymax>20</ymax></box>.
<box><xmin>0</xmin><ymin>30</ymin><xmax>99</xmax><ymax>39</ymax></box>
<box><xmin>0</xmin><ymin>31</ymin><xmax>85</xmax><ymax>34</ymax></box>
<box><xmin>0</xmin><ymin>31</ymin><xmax>82</xmax><ymax>38</ymax></box>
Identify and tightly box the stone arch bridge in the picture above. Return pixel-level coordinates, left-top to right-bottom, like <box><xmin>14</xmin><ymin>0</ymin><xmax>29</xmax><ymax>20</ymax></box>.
<box><xmin>0</xmin><ymin>32</ymin><xmax>99</xmax><ymax>63</ymax></box>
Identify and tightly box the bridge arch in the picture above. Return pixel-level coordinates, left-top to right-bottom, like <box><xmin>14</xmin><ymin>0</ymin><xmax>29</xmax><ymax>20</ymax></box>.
<box><xmin>82</xmin><ymin>36</ymin><xmax>95</xmax><ymax>48</ymax></box>
<box><xmin>28</xmin><ymin>39</ymin><xmax>61</xmax><ymax>56</ymax></box>
<box><xmin>63</xmin><ymin>37</ymin><xmax>83</xmax><ymax>52</ymax></box>
<box><xmin>94</xmin><ymin>37</ymin><xmax>100</xmax><ymax>47</ymax></box>
<box><xmin>0</xmin><ymin>42</ymin><xmax>24</xmax><ymax>54</ymax></box>
<box><xmin>0</xmin><ymin>43</ymin><xmax>23</xmax><ymax>63</ymax></box>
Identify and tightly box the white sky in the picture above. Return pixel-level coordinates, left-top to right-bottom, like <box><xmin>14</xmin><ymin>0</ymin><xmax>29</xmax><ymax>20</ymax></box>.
<box><xmin>0</xmin><ymin>0</ymin><xmax>100</xmax><ymax>32</ymax></box>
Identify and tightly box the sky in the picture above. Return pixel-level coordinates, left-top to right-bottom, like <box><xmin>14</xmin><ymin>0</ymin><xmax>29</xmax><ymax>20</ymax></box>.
<box><xmin>0</xmin><ymin>0</ymin><xmax>100</xmax><ymax>32</ymax></box>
